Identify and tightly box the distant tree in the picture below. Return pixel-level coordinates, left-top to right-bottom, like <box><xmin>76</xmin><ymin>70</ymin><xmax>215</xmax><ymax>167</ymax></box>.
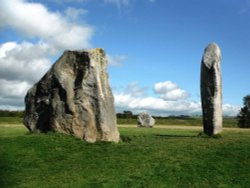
<box><xmin>123</xmin><ymin>111</ymin><xmax>133</xmax><ymax>118</ymax></box>
<box><xmin>0</xmin><ymin>110</ymin><xmax>24</xmax><ymax>117</ymax></box>
<box><xmin>237</xmin><ymin>95</ymin><xmax>250</xmax><ymax>128</ymax></box>
<box><xmin>117</xmin><ymin>111</ymin><xmax>135</xmax><ymax>119</ymax></box>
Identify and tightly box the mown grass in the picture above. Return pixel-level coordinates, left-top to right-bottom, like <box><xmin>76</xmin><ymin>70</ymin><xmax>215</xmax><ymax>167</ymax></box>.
<box><xmin>0</xmin><ymin>123</ymin><xmax>249</xmax><ymax>188</ymax></box>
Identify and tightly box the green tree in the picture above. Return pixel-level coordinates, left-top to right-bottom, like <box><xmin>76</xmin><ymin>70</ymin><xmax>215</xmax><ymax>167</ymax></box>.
<box><xmin>123</xmin><ymin>111</ymin><xmax>133</xmax><ymax>118</ymax></box>
<box><xmin>237</xmin><ymin>95</ymin><xmax>250</xmax><ymax>128</ymax></box>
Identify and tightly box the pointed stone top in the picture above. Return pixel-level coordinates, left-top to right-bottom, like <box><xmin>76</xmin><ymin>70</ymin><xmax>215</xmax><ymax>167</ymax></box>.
<box><xmin>64</xmin><ymin>48</ymin><xmax>105</xmax><ymax>55</ymax></box>
<box><xmin>202</xmin><ymin>43</ymin><xmax>221</xmax><ymax>69</ymax></box>
<box><xmin>62</xmin><ymin>48</ymin><xmax>107</xmax><ymax>66</ymax></box>
<box><xmin>85</xmin><ymin>48</ymin><xmax>105</xmax><ymax>57</ymax></box>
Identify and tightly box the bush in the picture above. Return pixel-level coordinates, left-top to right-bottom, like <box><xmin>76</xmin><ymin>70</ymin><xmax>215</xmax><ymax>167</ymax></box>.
<box><xmin>237</xmin><ymin>95</ymin><xmax>250</xmax><ymax>128</ymax></box>
<box><xmin>0</xmin><ymin>110</ymin><xmax>24</xmax><ymax>117</ymax></box>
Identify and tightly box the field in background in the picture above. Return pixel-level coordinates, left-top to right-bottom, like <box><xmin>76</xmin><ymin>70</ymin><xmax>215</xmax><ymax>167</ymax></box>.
<box><xmin>0</xmin><ymin>116</ymin><xmax>238</xmax><ymax>129</ymax></box>
<box><xmin>117</xmin><ymin>116</ymin><xmax>238</xmax><ymax>127</ymax></box>
<box><xmin>0</xmin><ymin>111</ymin><xmax>238</xmax><ymax>127</ymax></box>
<box><xmin>0</xmin><ymin>119</ymin><xmax>249</xmax><ymax>187</ymax></box>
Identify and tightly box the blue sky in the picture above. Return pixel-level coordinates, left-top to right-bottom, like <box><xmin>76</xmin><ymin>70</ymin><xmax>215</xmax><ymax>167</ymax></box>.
<box><xmin>0</xmin><ymin>0</ymin><xmax>249</xmax><ymax>116</ymax></box>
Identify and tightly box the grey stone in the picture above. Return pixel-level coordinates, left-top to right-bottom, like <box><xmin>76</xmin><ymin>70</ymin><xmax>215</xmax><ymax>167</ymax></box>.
<box><xmin>200</xmin><ymin>43</ymin><xmax>222</xmax><ymax>135</ymax></box>
<box><xmin>24</xmin><ymin>48</ymin><xmax>120</xmax><ymax>143</ymax></box>
<box><xmin>137</xmin><ymin>113</ymin><xmax>155</xmax><ymax>128</ymax></box>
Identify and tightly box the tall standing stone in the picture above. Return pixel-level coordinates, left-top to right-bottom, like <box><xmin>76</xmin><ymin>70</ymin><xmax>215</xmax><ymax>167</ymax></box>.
<box><xmin>24</xmin><ymin>49</ymin><xmax>120</xmax><ymax>143</ymax></box>
<box><xmin>200</xmin><ymin>43</ymin><xmax>222</xmax><ymax>135</ymax></box>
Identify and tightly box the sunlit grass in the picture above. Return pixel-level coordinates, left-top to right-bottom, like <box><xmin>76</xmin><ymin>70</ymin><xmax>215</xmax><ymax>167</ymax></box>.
<box><xmin>0</xmin><ymin>123</ymin><xmax>249</xmax><ymax>187</ymax></box>
<box><xmin>117</xmin><ymin>116</ymin><xmax>238</xmax><ymax>127</ymax></box>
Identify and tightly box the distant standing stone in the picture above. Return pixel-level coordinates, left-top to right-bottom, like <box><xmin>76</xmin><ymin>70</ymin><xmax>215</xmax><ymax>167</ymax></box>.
<box><xmin>200</xmin><ymin>43</ymin><xmax>222</xmax><ymax>135</ymax></box>
<box><xmin>24</xmin><ymin>49</ymin><xmax>120</xmax><ymax>143</ymax></box>
<box><xmin>137</xmin><ymin>113</ymin><xmax>155</xmax><ymax>128</ymax></box>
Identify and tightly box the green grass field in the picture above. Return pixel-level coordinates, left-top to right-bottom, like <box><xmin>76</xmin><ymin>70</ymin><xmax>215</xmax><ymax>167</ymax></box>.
<box><xmin>0</xmin><ymin>121</ymin><xmax>249</xmax><ymax>187</ymax></box>
<box><xmin>117</xmin><ymin>116</ymin><xmax>238</xmax><ymax>127</ymax></box>
<box><xmin>0</xmin><ymin>117</ymin><xmax>23</xmax><ymax>124</ymax></box>
<box><xmin>0</xmin><ymin>116</ymin><xmax>238</xmax><ymax>127</ymax></box>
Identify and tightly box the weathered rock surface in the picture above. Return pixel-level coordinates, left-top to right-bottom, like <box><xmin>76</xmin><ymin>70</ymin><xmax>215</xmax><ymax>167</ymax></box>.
<box><xmin>200</xmin><ymin>43</ymin><xmax>222</xmax><ymax>135</ymax></box>
<box><xmin>24</xmin><ymin>49</ymin><xmax>120</xmax><ymax>143</ymax></box>
<box><xmin>137</xmin><ymin>113</ymin><xmax>155</xmax><ymax>128</ymax></box>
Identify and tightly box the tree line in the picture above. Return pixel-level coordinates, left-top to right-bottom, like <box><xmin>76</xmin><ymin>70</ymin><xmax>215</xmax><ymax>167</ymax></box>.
<box><xmin>0</xmin><ymin>110</ymin><xmax>24</xmax><ymax>117</ymax></box>
<box><xmin>237</xmin><ymin>95</ymin><xmax>250</xmax><ymax>128</ymax></box>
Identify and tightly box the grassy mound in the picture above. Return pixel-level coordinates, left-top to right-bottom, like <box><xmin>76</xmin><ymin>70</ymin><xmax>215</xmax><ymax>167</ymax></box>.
<box><xmin>0</xmin><ymin>124</ymin><xmax>249</xmax><ymax>187</ymax></box>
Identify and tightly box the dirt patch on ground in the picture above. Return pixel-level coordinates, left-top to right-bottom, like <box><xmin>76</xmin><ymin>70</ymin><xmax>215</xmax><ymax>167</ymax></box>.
<box><xmin>0</xmin><ymin>124</ymin><xmax>23</xmax><ymax>128</ymax></box>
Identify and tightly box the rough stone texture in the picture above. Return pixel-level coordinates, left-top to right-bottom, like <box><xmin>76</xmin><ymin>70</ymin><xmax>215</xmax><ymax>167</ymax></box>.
<box><xmin>200</xmin><ymin>43</ymin><xmax>222</xmax><ymax>135</ymax></box>
<box><xmin>24</xmin><ymin>49</ymin><xmax>120</xmax><ymax>143</ymax></box>
<box><xmin>137</xmin><ymin>113</ymin><xmax>155</xmax><ymax>128</ymax></box>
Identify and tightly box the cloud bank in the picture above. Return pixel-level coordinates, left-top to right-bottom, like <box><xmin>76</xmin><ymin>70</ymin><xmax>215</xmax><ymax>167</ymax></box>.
<box><xmin>0</xmin><ymin>42</ymin><xmax>52</xmax><ymax>82</ymax></box>
<box><xmin>114</xmin><ymin>81</ymin><xmax>240</xmax><ymax>116</ymax></box>
<box><xmin>0</xmin><ymin>0</ymin><xmax>93</xmax><ymax>50</ymax></box>
<box><xmin>154</xmin><ymin>81</ymin><xmax>189</xmax><ymax>101</ymax></box>
<box><xmin>0</xmin><ymin>0</ymin><xmax>94</xmax><ymax>109</ymax></box>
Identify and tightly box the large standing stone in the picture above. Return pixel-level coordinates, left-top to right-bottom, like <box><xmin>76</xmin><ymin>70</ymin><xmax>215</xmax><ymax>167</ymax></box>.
<box><xmin>24</xmin><ymin>49</ymin><xmax>120</xmax><ymax>143</ymax></box>
<box><xmin>137</xmin><ymin>113</ymin><xmax>155</xmax><ymax>128</ymax></box>
<box><xmin>200</xmin><ymin>43</ymin><xmax>222</xmax><ymax>135</ymax></box>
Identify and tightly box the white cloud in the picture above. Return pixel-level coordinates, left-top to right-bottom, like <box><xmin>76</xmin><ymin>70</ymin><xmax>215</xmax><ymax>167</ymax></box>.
<box><xmin>0</xmin><ymin>79</ymin><xmax>31</xmax><ymax>98</ymax></box>
<box><xmin>107</xmin><ymin>54</ymin><xmax>127</xmax><ymax>66</ymax></box>
<box><xmin>0</xmin><ymin>41</ymin><xmax>52</xmax><ymax>110</ymax></box>
<box><xmin>154</xmin><ymin>81</ymin><xmax>189</xmax><ymax>101</ymax></box>
<box><xmin>0</xmin><ymin>41</ymin><xmax>51</xmax><ymax>83</ymax></box>
<box><xmin>0</xmin><ymin>87</ymin><xmax>29</xmax><ymax>107</ymax></box>
<box><xmin>0</xmin><ymin>0</ymin><xmax>93</xmax><ymax>50</ymax></box>
<box><xmin>0</xmin><ymin>105</ymin><xmax>25</xmax><ymax>111</ymax></box>
<box><xmin>0</xmin><ymin>0</ymin><xmax>95</xmax><ymax>110</ymax></box>
<box><xmin>223</xmin><ymin>104</ymin><xmax>240</xmax><ymax>116</ymax></box>
<box><xmin>114</xmin><ymin>82</ymin><xmax>240</xmax><ymax>116</ymax></box>
<box><xmin>114</xmin><ymin>92</ymin><xmax>201</xmax><ymax>116</ymax></box>
<box><xmin>0</xmin><ymin>42</ymin><xmax>17</xmax><ymax>57</ymax></box>
<box><xmin>114</xmin><ymin>82</ymin><xmax>200</xmax><ymax>116</ymax></box>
